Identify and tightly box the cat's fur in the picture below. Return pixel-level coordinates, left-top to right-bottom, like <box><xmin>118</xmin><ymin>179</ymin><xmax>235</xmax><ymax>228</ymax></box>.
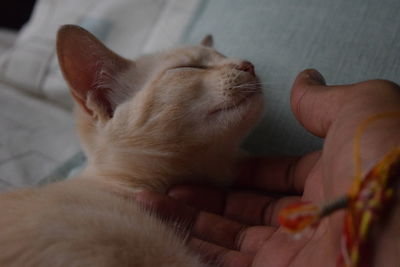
<box><xmin>0</xmin><ymin>25</ymin><xmax>264</xmax><ymax>267</ymax></box>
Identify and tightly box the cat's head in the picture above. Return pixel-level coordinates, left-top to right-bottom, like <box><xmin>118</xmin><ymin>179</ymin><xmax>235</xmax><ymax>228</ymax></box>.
<box><xmin>57</xmin><ymin>25</ymin><xmax>264</xmax><ymax>189</ymax></box>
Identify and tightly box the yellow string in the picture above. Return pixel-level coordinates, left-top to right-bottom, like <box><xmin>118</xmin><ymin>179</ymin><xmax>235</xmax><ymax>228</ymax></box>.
<box><xmin>353</xmin><ymin>111</ymin><xmax>400</xmax><ymax>193</ymax></box>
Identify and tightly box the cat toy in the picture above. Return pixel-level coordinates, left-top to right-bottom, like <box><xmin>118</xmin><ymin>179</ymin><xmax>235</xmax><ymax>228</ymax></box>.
<box><xmin>278</xmin><ymin>112</ymin><xmax>400</xmax><ymax>267</ymax></box>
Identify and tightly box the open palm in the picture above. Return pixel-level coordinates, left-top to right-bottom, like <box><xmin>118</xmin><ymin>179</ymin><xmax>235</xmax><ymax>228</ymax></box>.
<box><xmin>138</xmin><ymin>70</ymin><xmax>400</xmax><ymax>267</ymax></box>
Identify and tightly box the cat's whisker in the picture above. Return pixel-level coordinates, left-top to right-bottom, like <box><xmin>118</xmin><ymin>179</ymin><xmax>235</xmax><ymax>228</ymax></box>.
<box><xmin>236</xmin><ymin>81</ymin><xmax>285</xmax><ymax>87</ymax></box>
<box><xmin>233</xmin><ymin>82</ymin><xmax>284</xmax><ymax>89</ymax></box>
<box><xmin>232</xmin><ymin>85</ymin><xmax>259</xmax><ymax>89</ymax></box>
<box><xmin>238</xmin><ymin>89</ymin><xmax>261</xmax><ymax>92</ymax></box>
<box><xmin>232</xmin><ymin>84</ymin><xmax>262</xmax><ymax>89</ymax></box>
<box><xmin>234</xmin><ymin>86</ymin><xmax>261</xmax><ymax>91</ymax></box>
<box><xmin>234</xmin><ymin>82</ymin><xmax>263</xmax><ymax>86</ymax></box>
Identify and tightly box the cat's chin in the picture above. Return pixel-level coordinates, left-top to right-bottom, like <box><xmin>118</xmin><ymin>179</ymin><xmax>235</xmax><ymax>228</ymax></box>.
<box><xmin>208</xmin><ymin>90</ymin><xmax>263</xmax><ymax>116</ymax></box>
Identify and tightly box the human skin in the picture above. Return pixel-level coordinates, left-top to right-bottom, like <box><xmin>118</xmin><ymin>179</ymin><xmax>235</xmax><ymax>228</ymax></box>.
<box><xmin>137</xmin><ymin>69</ymin><xmax>400</xmax><ymax>267</ymax></box>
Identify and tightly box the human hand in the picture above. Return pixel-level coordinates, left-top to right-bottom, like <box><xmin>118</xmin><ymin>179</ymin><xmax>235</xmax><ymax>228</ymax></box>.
<box><xmin>137</xmin><ymin>70</ymin><xmax>400</xmax><ymax>267</ymax></box>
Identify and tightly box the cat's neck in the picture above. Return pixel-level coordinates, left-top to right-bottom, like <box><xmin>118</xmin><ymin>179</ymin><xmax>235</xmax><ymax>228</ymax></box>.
<box><xmin>75</xmin><ymin>108</ymin><xmax>242</xmax><ymax>192</ymax></box>
<box><xmin>79</xmin><ymin>141</ymin><xmax>238</xmax><ymax>193</ymax></box>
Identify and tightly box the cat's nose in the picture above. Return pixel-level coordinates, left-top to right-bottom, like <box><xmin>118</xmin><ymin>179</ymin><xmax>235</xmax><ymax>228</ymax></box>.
<box><xmin>235</xmin><ymin>61</ymin><xmax>255</xmax><ymax>76</ymax></box>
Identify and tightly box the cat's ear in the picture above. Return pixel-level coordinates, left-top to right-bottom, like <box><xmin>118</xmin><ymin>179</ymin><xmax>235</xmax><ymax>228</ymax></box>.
<box><xmin>57</xmin><ymin>25</ymin><xmax>131</xmax><ymax>120</ymax></box>
<box><xmin>201</xmin><ymin>34</ymin><xmax>214</xmax><ymax>47</ymax></box>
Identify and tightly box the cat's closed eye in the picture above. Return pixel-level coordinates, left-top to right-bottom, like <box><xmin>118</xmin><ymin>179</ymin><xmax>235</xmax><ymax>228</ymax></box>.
<box><xmin>171</xmin><ymin>65</ymin><xmax>208</xmax><ymax>70</ymax></box>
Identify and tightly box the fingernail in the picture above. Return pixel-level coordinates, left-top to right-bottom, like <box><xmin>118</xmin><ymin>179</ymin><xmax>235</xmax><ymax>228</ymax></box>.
<box><xmin>307</xmin><ymin>69</ymin><xmax>326</xmax><ymax>85</ymax></box>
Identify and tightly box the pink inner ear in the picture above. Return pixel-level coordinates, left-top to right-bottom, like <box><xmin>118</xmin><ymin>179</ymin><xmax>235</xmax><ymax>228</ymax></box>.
<box><xmin>57</xmin><ymin>25</ymin><xmax>129</xmax><ymax>118</ymax></box>
<box><xmin>71</xmin><ymin>89</ymin><xmax>93</xmax><ymax>116</ymax></box>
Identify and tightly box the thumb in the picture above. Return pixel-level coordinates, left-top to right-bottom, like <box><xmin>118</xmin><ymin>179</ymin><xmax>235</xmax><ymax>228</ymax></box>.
<box><xmin>290</xmin><ymin>69</ymin><xmax>347</xmax><ymax>137</ymax></box>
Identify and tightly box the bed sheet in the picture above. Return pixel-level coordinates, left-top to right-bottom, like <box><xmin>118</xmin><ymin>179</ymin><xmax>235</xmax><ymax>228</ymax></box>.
<box><xmin>0</xmin><ymin>83</ymin><xmax>80</xmax><ymax>192</ymax></box>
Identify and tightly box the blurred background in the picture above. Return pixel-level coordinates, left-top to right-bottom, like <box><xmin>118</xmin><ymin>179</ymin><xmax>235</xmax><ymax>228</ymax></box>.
<box><xmin>0</xmin><ymin>0</ymin><xmax>399</xmax><ymax>192</ymax></box>
<box><xmin>0</xmin><ymin>0</ymin><xmax>37</xmax><ymax>30</ymax></box>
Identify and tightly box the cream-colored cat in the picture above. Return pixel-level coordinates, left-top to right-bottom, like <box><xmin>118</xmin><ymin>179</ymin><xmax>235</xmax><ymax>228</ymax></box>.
<box><xmin>0</xmin><ymin>25</ymin><xmax>264</xmax><ymax>267</ymax></box>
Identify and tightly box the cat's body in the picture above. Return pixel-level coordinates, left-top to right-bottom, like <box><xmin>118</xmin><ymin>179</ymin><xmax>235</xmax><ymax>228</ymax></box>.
<box><xmin>0</xmin><ymin>25</ymin><xmax>264</xmax><ymax>266</ymax></box>
<box><xmin>0</xmin><ymin>179</ymin><xmax>204</xmax><ymax>267</ymax></box>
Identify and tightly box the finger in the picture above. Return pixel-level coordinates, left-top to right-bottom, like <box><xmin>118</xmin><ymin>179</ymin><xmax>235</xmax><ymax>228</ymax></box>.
<box><xmin>193</xmin><ymin>217</ymin><xmax>276</xmax><ymax>255</ymax></box>
<box><xmin>137</xmin><ymin>190</ymin><xmax>247</xmax><ymax>250</ymax></box>
<box><xmin>137</xmin><ymin>189</ymin><xmax>304</xmax><ymax>261</ymax></box>
<box><xmin>168</xmin><ymin>185</ymin><xmax>226</xmax><ymax>214</ymax></box>
<box><xmin>192</xmin><ymin>225</ymin><xmax>322</xmax><ymax>267</ymax></box>
<box><xmin>224</xmin><ymin>192</ymin><xmax>301</xmax><ymax>226</ymax></box>
<box><xmin>237</xmin><ymin>226</ymin><xmax>275</xmax><ymax>254</ymax></box>
<box><xmin>138</xmin><ymin>190</ymin><xmax>276</xmax><ymax>255</ymax></box>
<box><xmin>137</xmin><ymin>192</ymin><xmax>248</xmax><ymax>254</ymax></box>
<box><xmin>250</xmin><ymin>227</ymin><xmax>320</xmax><ymax>267</ymax></box>
<box><xmin>136</xmin><ymin>190</ymin><xmax>198</xmax><ymax>230</ymax></box>
<box><xmin>193</xmin><ymin>211</ymin><xmax>245</xmax><ymax>250</ymax></box>
<box><xmin>169</xmin><ymin>186</ymin><xmax>301</xmax><ymax>226</ymax></box>
<box><xmin>189</xmin><ymin>238</ymin><xmax>253</xmax><ymax>267</ymax></box>
<box><xmin>235</xmin><ymin>150</ymin><xmax>321</xmax><ymax>194</ymax></box>
<box><xmin>290</xmin><ymin>69</ymin><xmax>348</xmax><ymax>137</ymax></box>
<box><xmin>223</xmin><ymin>191</ymin><xmax>278</xmax><ymax>225</ymax></box>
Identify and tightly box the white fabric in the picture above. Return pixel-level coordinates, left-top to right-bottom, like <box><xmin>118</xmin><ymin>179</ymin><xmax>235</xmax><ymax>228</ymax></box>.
<box><xmin>0</xmin><ymin>84</ymin><xmax>80</xmax><ymax>191</ymax></box>
<box><xmin>0</xmin><ymin>0</ymin><xmax>200</xmax><ymax>108</ymax></box>
<box><xmin>0</xmin><ymin>29</ymin><xmax>17</xmax><ymax>56</ymax></box>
